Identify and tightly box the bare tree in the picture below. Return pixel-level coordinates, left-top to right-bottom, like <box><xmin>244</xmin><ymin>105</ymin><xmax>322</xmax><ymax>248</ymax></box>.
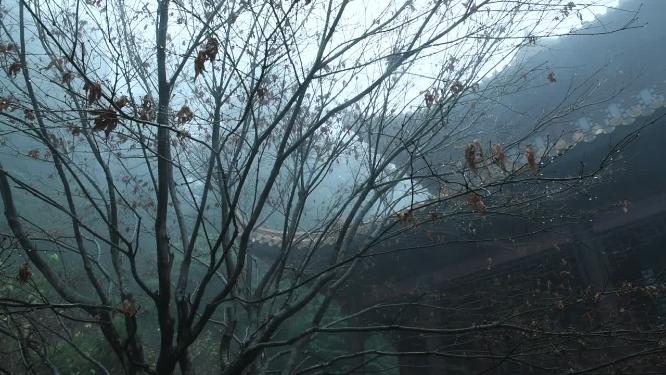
<box><xmin>0</xmin><ymin>0</ymin><xmax>653</xmax><ymax>374</ymax></box>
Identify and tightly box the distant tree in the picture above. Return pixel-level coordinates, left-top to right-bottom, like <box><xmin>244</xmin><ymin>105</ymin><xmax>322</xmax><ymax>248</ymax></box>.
<box><xmin>0</xmin><ymin>0</ymin><xmax>651</xmax><ymax>374</ymax></box>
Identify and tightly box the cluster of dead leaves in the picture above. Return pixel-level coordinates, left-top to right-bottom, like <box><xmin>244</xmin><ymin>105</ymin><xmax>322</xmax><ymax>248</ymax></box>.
<box><xmin>423</xmin><ymin>82</ymin><xmax>465</xmax><ymax>108</ymax></box>
<box><xmin>194</xmin><ymin>37</ymin><xmax>219</xmax><ymax>79</ymax></box>
<box><xmin>176</xmin><ymin>130</ymin><xmax>191</xmax><ymax>143</ymax></box>
<box><xmin>0</xmin><ymin>41</ymin><xmax>20</xmax><ymax>78</ymax></box>
<box><xmin>465</xmin><ymin>140</ymin><xmax>515</xmax><ymax>175</ymax></box>
<box><xmin>114</xmin><ymin>95</ymin><xmax>130</xmax><ymax>108</ymax></box>
<box><xmin>83</xmin><ymin>81</ymin><xmax>102</xmax><ymax>103</ymax></box>
<box><xmin>68</xmin><ymin>124</ymin><xmax>82</xmax><ymax>136</ymax></box>
<box><xmin>0</xmin><ymin>96</ymin><xmax>38</xmax><ymax>122</ymax></box>
<box><xmin>525</xmin><ymin>145</ymin><xmax>538</xmax><ymax>175</ymax></box>
<box><xmin>464</xmin><ymin>142</ymin><xmax>536</xmax><ymax>175</ymax></box>
<box><xmin>0</xmin><ymin>96</ymin><xmax>13</xmax><ymax>112</ymax></box>
<box><xmin>47</xmin><ymin>132</ymin><xmax>67</xmax><ymax>150</ymax></box>
<box><xmin>90</xmin><ymin>95</ymin><xmax>132</xmax><ymax>136</ymax></box>
<box><xmin>467</xmin><ymin>192</ymin><xmax>487</xmax><ymax>214</ymax></box>
<box><xmin>17</xmin><ymin>262</ymin><xmax>31</xmax><ymax>283</ymax></box>
<box><xmin>7</xmin><ymin>62</ymin><xmax>22</xmax><ymax>78</ymax></box>
<box><xmin>256</xmin><ymin>86</ymin><xmax>270</xmax><ymax>101</ymax></box>
<box><xmin>176</xmin><ymin>105</ymin><xmax>194</xmax><ymax>124</ymax></box>
<box><xmin>423</xmin><ymin>88</ymin><xmax>441</xmax><ymax>108</ymax></box>
<box><xmin>424</xmin><ymin>93</ymin><xmax>436</xmax><ymax>108</ymax></box>
<box><xmin>0</xmin><ymin>42</ymin><xmax>16</xmax><ymax>54</ymax></box>
<box><xmin>62</xmin><ymin>70</ymin><xmax>75</xmax><ymax>85</ymax></box>
<box><xmin>492</xmin><ymin>144</ymin><xmax>507</xmax><ymax>172</ymax></box>
<box><xmin>450</xmin><ymin>81</ymin><xmax>464</xmax><ymax>94</ymax></box>
<box><xmin>92</xmin><ymin>108</ymin><xmax>119</xmax><ymax>136</ymax></box>
<box><xmin>394</xmin><ymin>210</ymin><xmax>416</xmax><ymax>225</ymax></box>
<box><xmin>119</xmin><ymin>299</ymin><xmax>138</xmax><ymax>317</ymax></box>
<box><xmin>547</xmin><ymin>71</ymin><xmax>557</xmax><ymax>83</ymax></box>
<box><xmin>464</xmin><ymin>142</ymin><xmax>478</xmax><ymax>173</ymax></box>
<box><xmin>138</xmin><ymin>95</ymin><xmax>155</xmax><ymax>121</ymax></box>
